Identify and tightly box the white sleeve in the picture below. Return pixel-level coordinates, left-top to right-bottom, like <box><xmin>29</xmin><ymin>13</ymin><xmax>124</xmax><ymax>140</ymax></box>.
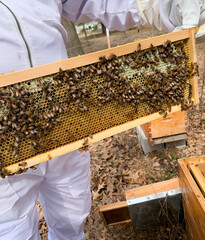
<box><xmin>62</xmin><ymin>0</ymin><xmax>141</xmax><ymax>31</ymax></box>
<box><xmin>169</xmin><ymin>0</ymin><xmax>201</xmax><ymax>29</ymax></box>
<box><xmin>136</xmin><ymin>0</ymin><xmax>169</xmax><ymax>33</ymax></box>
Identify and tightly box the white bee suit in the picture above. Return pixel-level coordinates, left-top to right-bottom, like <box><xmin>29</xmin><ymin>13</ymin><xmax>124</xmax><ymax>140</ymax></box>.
<box><xmin>0</xmin><ymin>0</ymin><xmax>203</xmax><ymax>239</ymax></box>
<box><xmin>0</xmin><ymin>0</ymin><xmax>140</xmax><ymax>240</ymax></box>
<box><xmin>135</xmin><ymin>0</ymin><xmax>205</xmax><ymax>42</ymax></box>
<box><xmin>0</xmin><ymin>151</ymin><xmax>91</xmax><ymax>240</ymax></box>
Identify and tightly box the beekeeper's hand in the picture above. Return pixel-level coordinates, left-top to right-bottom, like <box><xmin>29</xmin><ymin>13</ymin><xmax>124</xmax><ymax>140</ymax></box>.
<box><xmin>136</xmin><ymin>0</ymin><xmax>205</xmax><ymax>42</ymax></box>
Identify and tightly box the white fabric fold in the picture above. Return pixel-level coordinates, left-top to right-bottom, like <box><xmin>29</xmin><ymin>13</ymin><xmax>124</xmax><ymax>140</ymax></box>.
<box><xmin>159</xmin><ymin>0</ymin><xmax>175</xmax><ymax>32</ymax></box>
<box><xmin>136</xmin><ymin>0</ymin><xmax>169</xmax><ymax>32</ymax></box>
<box><xmin>170</xmin><ymin>0</ymin><xmax>200</xmax><ymax>29</ymax></box>
<box><xmin>63</xmin><ymin>0</ymin><xmax>141</xmax><ymax>31</ymax></box>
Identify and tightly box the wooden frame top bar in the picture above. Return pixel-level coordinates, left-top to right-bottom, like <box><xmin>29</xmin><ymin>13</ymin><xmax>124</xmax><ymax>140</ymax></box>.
<box><xmin>0</xmin><ymin>29</ymin><xmax>191</xmax><ymax>88</ymax></box>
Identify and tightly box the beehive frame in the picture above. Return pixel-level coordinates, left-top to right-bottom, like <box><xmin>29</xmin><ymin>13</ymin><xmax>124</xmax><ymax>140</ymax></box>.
<box><xmin>179</xmin><ymin>156</ymin><xmax>205</xmax><ymax>240</ymax></box>
<box><xmin>188</xmin><ymin>161</ymin><xmax>205</xmax><ymax>196</ymax></box>
<box><xmin>0</xmin><ymin>28</ymin><xmax>199</xmax><ymax>175</ymax></box>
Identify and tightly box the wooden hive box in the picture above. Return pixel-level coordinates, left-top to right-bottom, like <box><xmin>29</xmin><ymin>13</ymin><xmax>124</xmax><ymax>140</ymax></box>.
<box><xmin>141</xmin><ymin>111</ymin><xmax>188</xmax><ymax>144</ymax></box>
<box><xmin>0</xmin><ymin>28</ymin><xmax>199</xmax><ymax>176</ymax></box>
<box><xmin>179</xmin><ymin>156</ymin><xmax>205</xmax><ymax>240</ymax></box>
<box><xmin>98</xmin><ymin>178</ymin><xmax>183</xmax><ymax>231</ymax></box>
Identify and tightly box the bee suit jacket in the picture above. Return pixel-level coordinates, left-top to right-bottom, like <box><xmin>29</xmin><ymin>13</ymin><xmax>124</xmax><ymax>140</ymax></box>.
<box><xmin>0</xmin><ymin>0</ymin><xmax>141</xmax><ymax>74</ymax></box>
<box><xmin>0</xmin><ymin>0</ymin><xmax>203</xmax><ymax>240</ymax></box>
<box><xmin>0</xmin><ymin>0</ymin><xmax>204</xmax><ymax>73</ymax></box>
<box><xmin>0</xmin><ymin>1</ymin><xmax>141</xmax><ymax>240</ymax></box>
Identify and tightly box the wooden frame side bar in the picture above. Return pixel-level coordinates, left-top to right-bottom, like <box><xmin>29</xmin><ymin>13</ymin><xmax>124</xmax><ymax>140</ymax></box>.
<box><xmin>198</xmin><ymin>162</ymin><xmax>205</xmax><ymax>176</ymax></box>
<box><xmin>187</xmin><ymin>28</ymin><xmax>200</xmax><ymax>104</ymax></box>
<box><xmin>189</xmin><ymin>164</ymin><xmax>205</xmax><ymax>196</ymax></box>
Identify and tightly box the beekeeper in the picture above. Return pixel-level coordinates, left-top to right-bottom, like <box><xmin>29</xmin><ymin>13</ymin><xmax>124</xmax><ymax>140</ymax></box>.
<box><xmin>0</xmin><ymin>0</ymin><xmax>204</xmax><ymax>240</ymax></box>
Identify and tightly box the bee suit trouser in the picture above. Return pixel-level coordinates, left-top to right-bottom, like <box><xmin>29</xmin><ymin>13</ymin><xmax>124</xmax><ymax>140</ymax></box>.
<box><xmin>0</xmin><ymin>151</ymin><xmax>91</xmax><ymax>240</ymax></box>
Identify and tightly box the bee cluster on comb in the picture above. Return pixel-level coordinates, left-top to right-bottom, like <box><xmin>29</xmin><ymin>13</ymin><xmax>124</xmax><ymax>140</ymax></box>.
<box><xmin>0</xmin><ymin>39</ymin><xmax>198</xmax><ymax>177</ymax></box>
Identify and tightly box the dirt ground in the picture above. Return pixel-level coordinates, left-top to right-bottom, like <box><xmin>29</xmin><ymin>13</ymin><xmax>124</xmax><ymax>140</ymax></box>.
<box><xmin>39</xmin><ymin>29</ymin><xmax>205</xmax><ymax>239</ymax></box>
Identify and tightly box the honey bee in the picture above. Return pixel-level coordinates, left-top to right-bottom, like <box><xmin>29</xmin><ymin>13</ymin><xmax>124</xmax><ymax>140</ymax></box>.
<box><xmin>30</xmin><ymin>166</ymin><xmax>37</xmax><ymax>170</ymax></box>
<box><xmin>46</xmin><ymin>96</ymin><xmax>52</xmax><ymax>101</ymax></box>
<box><xmin>18</xmin><ymin>162</ymin><xmax>27</xmax><ymax>167</ymax></box>
<box><xmin>12</xmin><ymin>149</ymin><xmax>19</xmax><ymax>158</ymax></box>
<box><xmin>14</xmin><ymin>141</ymin><xmax>19</xmax><ymax>148</ymax></box>
<box><xmin>79</xmin><ymin>146</ymin><xmax>89</xmax><ymax>153</ymax></box>
<box><xmin>99</xmin><ymin>56</ymin><xmax>107</xmax><ymax>64</ymax></box>
<box><xmin>163</xmin><ymin>39</ymin><xmax>171</xmax><ymax>48</ymax></box>
<box><xmin>88</xmin><ymin>133</ymin><xmax>93</xmax><ymax>139</ymax></box>
<box><xmin>108</xmin><ymin>54</ymin><xmax>117</xmax><ymax>61</ymax></box>
<box><xmin>131</xmin><ymin>63</ymin><xmax>137</xmax><ymax>69</ymax></box>
<box><xmin>137</xmin><ymin>43</ymin><xmax>141</xmax><ymax>52</ymax></box>
<box><xmin>97</xmin><ymin>69</ymin><xmax>102</xmax><ymax>75</ymax></box>
<box><xmin>36</xmin><ymin>77</ymin><xmax>45</xmax><ymax>86</ymax></box>
<box><xmin>75</xmin><ymin>68</ymin><xmax>81</xmax><ymax>74</ymax></box>
<box><xmin>150</xmin><ymin>43</ymin><xmax>154</xmax><ymax>50</ymax></box>
<box><xmin>0</xmin><ymin>161</ymin><xmax>3</xmax><ymax>169</ymax></box>
<box><xmin>82</xmin><ymin>138</ymin><xmax>88</xmax><ymax>146</ymax></box>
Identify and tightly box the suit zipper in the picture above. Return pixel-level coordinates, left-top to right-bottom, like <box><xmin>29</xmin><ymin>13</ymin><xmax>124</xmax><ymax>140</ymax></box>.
<box><xmin>0</xmin><ymin>1</ymin><xmax>33</xmax><ymax>67</ymax></box>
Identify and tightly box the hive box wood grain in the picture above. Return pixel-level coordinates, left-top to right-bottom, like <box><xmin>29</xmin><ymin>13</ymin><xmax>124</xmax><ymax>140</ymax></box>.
<box><xmin>141</xmin><ymin>111</ymin><xmax>187</xmax><ymax>144</ymax></box>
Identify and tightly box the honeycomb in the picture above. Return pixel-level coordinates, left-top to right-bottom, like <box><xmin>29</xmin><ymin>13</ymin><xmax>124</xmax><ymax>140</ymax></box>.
<box><xmin>0</xmin><ymin>39</ymin><xmax>198</xmax><ymax>176</ymax></box>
